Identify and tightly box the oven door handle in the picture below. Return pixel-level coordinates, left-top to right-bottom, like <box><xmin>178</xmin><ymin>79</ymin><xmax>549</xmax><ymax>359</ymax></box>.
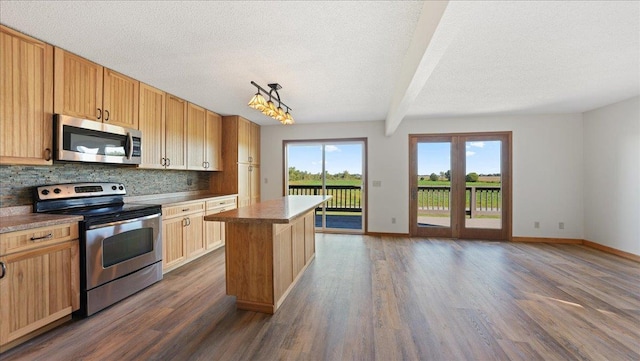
<box><xmin>87</xmin><ymin>213</ymin><xmax>161</xmax><ymax>230</ymax></box>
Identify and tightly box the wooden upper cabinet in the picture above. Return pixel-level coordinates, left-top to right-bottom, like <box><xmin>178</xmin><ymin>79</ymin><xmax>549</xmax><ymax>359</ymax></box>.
<box><xmin>187</xmin><ymin>105</ymin><xmax>222</xmax><ymax>171</ymax></box>
<box><xmin>250</xmin><ymin>121</ymin><xmax>260</xmax><ymax>165</ymax></box>
<box><xmin>102</xmin><ymin>68</ymin><xmax>139</xmax><ymax>128</ymax></box>
<box><xmin>237</xmin><ymin>116</ymin><xmax>251</xmax><ymax>164</ymax></box>
<box><xmin>54</xmin><ymin>48</ymin><xmax>103</xmax><ymax>121</ymax></box>
<box><xmin>0</xmin><ymin>25</ymin><xmax>54</xmax><ymax>166</ymax></box>
<box><xmin>187</xmin><ymin>103</ymin><xmax>206</xmax><ymax>171</ymax></box>
<box><xmin>138</xmin><ymin>83</ymin><xmax>166</xmax><ymax>169</ymax></box>
<box><xmin>165</xmin><ymin>94</ymin><xmax>187</xmax><ymax>170</ymax></box>
<box><xmin>206</xmin><ymin>110</ymin><xmax>222</xmax><ymax>171</ymax></box>
<box><xmin>54</xmin><ymin>48</ymin><xmax>139</xmax><ymax>128</ymax></box>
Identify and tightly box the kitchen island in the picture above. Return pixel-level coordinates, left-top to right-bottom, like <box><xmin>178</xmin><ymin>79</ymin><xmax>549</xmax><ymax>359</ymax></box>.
<box><xmin>204</xmin><ymin>195</ymin><xmax>330</xmax><ymax>314</ymax></box>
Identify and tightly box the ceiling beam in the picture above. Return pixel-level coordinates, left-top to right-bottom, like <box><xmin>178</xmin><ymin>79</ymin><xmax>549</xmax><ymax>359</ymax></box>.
<box><xmin>384</xmin><ymin>0</ymin><xmax>451</xmax><ymax>136</ymax></box>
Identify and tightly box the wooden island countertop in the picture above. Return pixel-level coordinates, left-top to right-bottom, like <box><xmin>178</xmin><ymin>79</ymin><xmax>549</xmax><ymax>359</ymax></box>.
<box><xmin>204</xmin><ymin>195</ymin><xmax>330</xmax><ymax>314</ymax></box>
<box><xmin>204</xmin><ymin>195</ymin><xmax>330</xmax><ymax>224</ymax></box>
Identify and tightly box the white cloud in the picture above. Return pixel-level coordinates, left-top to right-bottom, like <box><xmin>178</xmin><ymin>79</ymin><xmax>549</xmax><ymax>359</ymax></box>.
<box><xmin>466</xmin><ymin>151</ymin><xmax>476</xmax><ymax>156</ymax></box>
<box><xmin>467</xmin><ymin>141</ymin><xmax>485</xmax><ymax>148</ymax></box>
<box><xmin>325</xmin><ymin>145</ymin><xmax>340</xmax><ymax>152</ymax></box>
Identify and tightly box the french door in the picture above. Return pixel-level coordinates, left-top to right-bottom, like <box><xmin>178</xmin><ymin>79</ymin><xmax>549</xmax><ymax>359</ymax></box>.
<box><xmin>284</xmin><ymin>139</ymin><xmax>366</xmax><ymax>233</ymax></box>
<box><xmin>409</xmin><ymin>132</ymin><xmax>511</xmax><ymax>240</ymax></box>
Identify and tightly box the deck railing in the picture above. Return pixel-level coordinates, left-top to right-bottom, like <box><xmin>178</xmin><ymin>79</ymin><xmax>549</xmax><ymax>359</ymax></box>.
<box><xmin>417</xmin><ymin>185</ymin><xmax>501</xmax><ymax>218</ymax></box>
<box><xmin>288</xmin><ymin>184</ymin><xmax>500</xmax><ymax>217</ymax></box>
<box><xmin>288</xmin><ymin>185</ymin><xmax>362</xmax><ymax>212</ymax></box>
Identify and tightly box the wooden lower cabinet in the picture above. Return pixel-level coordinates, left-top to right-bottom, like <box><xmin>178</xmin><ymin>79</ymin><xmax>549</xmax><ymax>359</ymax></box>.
<box><xmin>205</xmin><ymin>197</ymin><xmax>236</xmax><ymax>251</ymax></box>
<box><xmin>0</xmin><ymin>223</ymin><xmax>79</xmax><ymax>352</ymax></box>
<box><xmin>185</xmin><ymin>213</ymin><xmax>205</xmax><ymax>258</ymax></box>
<box><xmin>162</xmin><ymin>216</ymin><xmax>187</xmax><ymax>271</ymax></box>
<box><xmin>225</xmin><ymin>210</ymin><xmax>316</xmax><ymax>314</ymax></box>
<box><xmin>162</xmin><ymin>195</ymin><xmax>236</xmax><ymax>273</ymax></box>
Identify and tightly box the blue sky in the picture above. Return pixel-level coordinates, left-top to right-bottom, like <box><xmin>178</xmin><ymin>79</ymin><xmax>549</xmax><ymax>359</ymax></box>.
<box><xmin>287</xmin><ymin>143</ymin><xmax>363</xmax><ymax>175</ymax></box>
<box><xmin>418</xmin><ymin>141</ymin><xmax>501</xmax><ymax>175</ymax></box>
<box><xmin>287</xmin><ymin>140</ymin><xmax>501</xmax><ymax>176</ymax></box>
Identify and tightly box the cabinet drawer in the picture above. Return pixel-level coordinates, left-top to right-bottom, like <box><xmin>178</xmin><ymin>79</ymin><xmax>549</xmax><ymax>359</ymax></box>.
<box><xmin>206</xmin><ymin>197</ymin><xmax>237</xmax><ymax>211</ymax></box>
<box><xmin>0</xmin><ymin>223</ymin><xmax>79</xmax><ymax>256</ymax></box>
<box><xmin>163</xmin><ymin>202</ymin><xmax>205</xmax><ymax>219</ymax></box>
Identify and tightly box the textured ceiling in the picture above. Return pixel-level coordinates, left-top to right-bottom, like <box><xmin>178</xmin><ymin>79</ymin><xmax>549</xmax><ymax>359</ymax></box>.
<box><xmin>0</xmin><ymin>1</ymin><xmax>638</xmax><ymax>130</ymax></box>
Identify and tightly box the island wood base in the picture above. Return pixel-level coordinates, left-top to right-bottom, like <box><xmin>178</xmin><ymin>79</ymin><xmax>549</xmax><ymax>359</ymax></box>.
<box><xmin>224</xmin><ymin>210</ymin><xmax>316</xmax><ymax>314</ymax></box>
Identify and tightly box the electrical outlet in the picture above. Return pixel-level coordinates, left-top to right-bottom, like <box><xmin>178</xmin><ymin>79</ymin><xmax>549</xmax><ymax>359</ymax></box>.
<box><xmin>559</xmin><ymin>222</ymin><xmax>565</xmax><ymax>230</ymax></box>
<box><xmin>534</xmin><ymin>221</ymin><xmax>540</xmax><ymax>229</ymax></box>
<box><xmin>391</xmin><ymin>217</ymin><xmax>396</xmax><ymax>224</ymax></box>
<box><xmin>373</xmin><ymin>180</ymin><xmax>382</xmax><ymax>187</ymax></box>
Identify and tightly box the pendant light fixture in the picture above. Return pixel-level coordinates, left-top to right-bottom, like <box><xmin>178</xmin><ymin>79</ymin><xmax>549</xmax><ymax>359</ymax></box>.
<box><xmin>248</xmin><ymin>81</ymin><xmax>294</xmax><ymax>125</ymax></box>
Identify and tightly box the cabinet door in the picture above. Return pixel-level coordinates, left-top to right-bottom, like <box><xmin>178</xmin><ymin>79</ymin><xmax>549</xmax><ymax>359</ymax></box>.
<box><xmin>205</xmin><ymin>110</ymin><xmax>222</xmax><ymax>171</ymax></box>
<box><xmin>0</xmin><ymin>240</ymin><xmax>79</xmax><ymax>349</ymax></box>
<box><xmin>292</xmin><ymin>217</ymin><xmax>306</xmax><ymax>276</ymax></box>
<box><xmin>273</xmin><ymin>225</ymin><xmax>293</xmax><ymax>303</ymax></box>
<box><xmin>0</xmin><ymin>26</ymin><xmax>53</xmax><ymax>166</ymax></box>
<box><xmin>250</xmin><ymin>165</ymin><xmax>261</xmax><ymax>205</ymax></box>
<box><xmin>304</xmin><ymin>211</ymin><xmax>315</xmax><ymax>263</ymax></box>
<box><xmin>237</xmin><ymin>163</ymin><xmax>251</xmax><ymax>208</ymax></box>
<box><xmin>162</xmin><ymin>217</ymin><xmax>186</xmax><ymax>272</ymax></box>
<box><xmin>53</xmin><ymin>47</ymin><xmax>103</xmax><ymax>121</ymax></box>
<box><xmin>237</xmin><ymin>116</ymin><xmax>251</xmax><ymax>163</ymax></box>
<box><xmin>250</xmin><ymin>121</ymin><xmax>260</xmax><ymax>165</ymax></box>
<box><xmin>185</xmin><ymin>213</ymin><xmax>205</xmax><ymax>258</ymax></box>
<box><xmin>164</xmin><ymin>94</ymin><xmax>187</xmax><ymax>170</ymax></box>
<box><xmin>102</xmin><ymin>68</ymin><xmax>139</xmax><ymax>129</ymax></box>
<box><xmin>186</xmin><ymin>103</ymin><xmax>206</xmax><ymax>171</ymax></box>
<box><xmin>138</xmin><ymin>83</ymin><xmax>166</xmax><ymax>169</ymax></box>
<box><xmin>205</xmin><ymin>218</ymin><xmax>224</xmax><ymax>250</ymax></box>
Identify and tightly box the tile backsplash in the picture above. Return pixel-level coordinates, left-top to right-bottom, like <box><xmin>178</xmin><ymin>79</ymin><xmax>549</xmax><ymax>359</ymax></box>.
<box><xmin>0</xmin><ymin>163</ymin><xmax>211</xmax><ymax>207</ymax></box>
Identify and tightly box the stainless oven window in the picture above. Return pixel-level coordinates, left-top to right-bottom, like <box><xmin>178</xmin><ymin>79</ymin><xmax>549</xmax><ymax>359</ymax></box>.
<box><xmin>103</xmin><ymin>228</ymin><xmax>154</xmax><ymax>267</ymax></box>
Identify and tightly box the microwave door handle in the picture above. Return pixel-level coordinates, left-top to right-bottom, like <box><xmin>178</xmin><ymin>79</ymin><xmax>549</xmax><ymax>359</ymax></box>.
<box><xmin>126</xmin><ymin>132</ymin><xmax>133</xmax><ymax>160</ymax></box>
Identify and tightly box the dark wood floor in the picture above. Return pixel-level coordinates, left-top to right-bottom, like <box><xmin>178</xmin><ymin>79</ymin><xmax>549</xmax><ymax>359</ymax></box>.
<box><xmin>3</xmin><ymin>234</ymin><xmax>639</xmax><ymax>360</ymax></box>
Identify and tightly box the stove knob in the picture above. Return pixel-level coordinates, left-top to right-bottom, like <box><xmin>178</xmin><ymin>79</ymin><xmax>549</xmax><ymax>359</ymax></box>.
<box><xmin>119</xmin><ymin>185</ymin><xmax>124</xmax><ymax>190</ymax></box>
<box><xmin>112</xmin><ymin>185</ymin><xmax>117</xmax><ymax>191</ymax></box>
<box><xmin>53</xmin><ymin>188</ymin><xmax>61</xmax><ymax>194</ymax></box>
<box><xmin>41</xmin><ymin>189</ymin><xmax>50</xmax><ymax>196</ymax></box>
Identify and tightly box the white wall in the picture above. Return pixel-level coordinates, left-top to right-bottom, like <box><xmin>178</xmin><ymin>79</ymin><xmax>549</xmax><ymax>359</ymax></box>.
<box><xmin>583</xmin><ymin>96</ymin><xmax>640</xmax><ymax>256</ymax></box>
<box><xmin>261</xmin><ymin>113</ymin><xmax>584</xmax><ymax>239</ymax></box>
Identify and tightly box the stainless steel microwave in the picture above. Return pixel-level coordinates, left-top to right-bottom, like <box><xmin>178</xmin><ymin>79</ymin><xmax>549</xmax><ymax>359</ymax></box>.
<box><xmin>54</xmin><ymin>114</ymin><xmax>142</xmax><ymax>165</ymax></box>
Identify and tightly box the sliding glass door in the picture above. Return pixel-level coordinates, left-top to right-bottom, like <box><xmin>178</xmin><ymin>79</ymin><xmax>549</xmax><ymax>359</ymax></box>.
<box><xmin>410</xmin><ymin>132</ymin><xmax>511</xmax><ymax>240</ymax></box>
<box><xmin>285</xmin><ymin>140</ymin><xmax>366</xmax><ymax>233</ymax></box>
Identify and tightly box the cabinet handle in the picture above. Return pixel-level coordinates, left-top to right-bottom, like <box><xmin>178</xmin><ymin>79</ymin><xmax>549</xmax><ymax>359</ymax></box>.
<box><xmin>183</xmin><ymin>217</ymin><xmax>190</xmax><ymax>227</ymax></box>
<box><xmin>161</xmin><ymin>157</ymin><xmax>166</xmax><ymax>166</ymax></box>
<box><xmin>30</xmin><ymin>233</ymin><xmax>53</xmax><ymax>241</ymax></box>
<box><xmin>187</xmin><ymin>218</ymin><xmax>191</xmax><ymax>226</ymax></box>
<box><xmin>0</xmin><ymin>262</ymin><xmax>6</xmax><ymax>279</ymax></box>
<box><xmin>166</xmin><ymin>158</ymin><xmax>171</xmax><ymax>167</ymax></box>
<box><xmin>248</xmin><ymin>156</ymin><xmax>253</xmax><ymax>163</ymax></box>
<box><xmin>104</xmin><ymin>110</ymin><xmax>110</xmax><ymax>121</ymax></box>
<box><xmin>44</xmin><ymin>148</ymin><xmax>52</xmax><ymax>161</ymax></box>
<box><xmin>182</xmin><ymin>208</ymin><xmax>189</xmax><ymax>212</ymax></box>
<box><xmin>97</xmin><ymin>108</ymin><xmax>102</xmax><ymax>120</ymax></box>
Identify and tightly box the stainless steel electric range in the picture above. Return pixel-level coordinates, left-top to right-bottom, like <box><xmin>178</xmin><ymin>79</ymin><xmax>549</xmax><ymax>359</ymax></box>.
<box><xmin>34</xmin><ymin>182</ymin><xmax>162</xmax><ymax>316</ymax></box>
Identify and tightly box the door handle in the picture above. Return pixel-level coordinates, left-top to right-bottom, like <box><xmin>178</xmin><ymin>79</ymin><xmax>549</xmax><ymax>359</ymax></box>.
<box><xmin>30</xmin><ymin>233</ymin><xmax>53</xmax><ymax>241</ymax></box>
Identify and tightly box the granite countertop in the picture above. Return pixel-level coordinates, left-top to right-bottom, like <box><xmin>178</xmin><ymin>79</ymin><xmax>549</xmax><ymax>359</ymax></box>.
<box><xmin>0</xmin><ymin>213</ymin><xmax>84</xmax><ymax>234</ymax></box>
<box><xmin>128</xmin><ymin>193</ymin><xmax>237</xmax><ymax>206</ymax></box>
<box><xmin>0</xmin><ymin>192</ymin><xmax>237</xmax><ymax>234</ymax></box>
<box><xmin>204</xmin><ymin>195</ymin><xmax>331</xmax><ymax>224</ymax></box>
